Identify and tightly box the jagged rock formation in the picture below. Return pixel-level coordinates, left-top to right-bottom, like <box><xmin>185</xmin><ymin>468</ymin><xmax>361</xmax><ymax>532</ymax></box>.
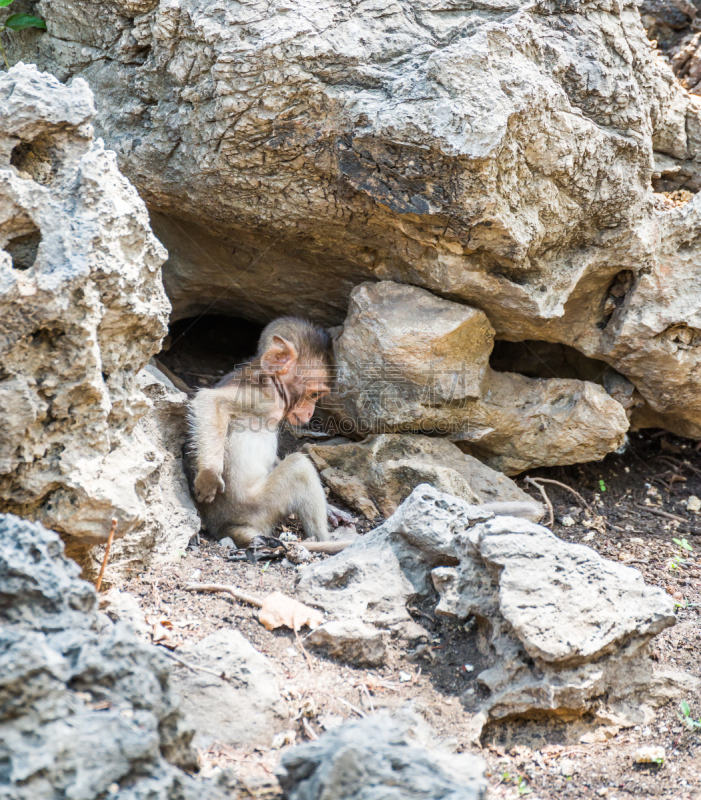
<box><xmin>278</xmin><ymin>712</ymin><xmax>487</xmax><ymax>800</ymax></box>
<box><xmin>0</xmin><ymin>513</ymin><xmax>226</xmax><ymax>800</ymax></box>
<box><xmin>329</xmin><ymin>284</ymin><xmax>629</xmax><ymax>474</ymax></box>
<box><xmin>0</xmin><ymin>64</ymin><xmax>199</xmax><ymax>575</ymax></box>
<box><xmin>296</xmin><ymin>485</ymin><xmax>698</xmax><ymax>733</ymax></box>
<box><xmin>9</xmin><ymin>0</ymin><xmax>701</xmax><ymax>441</ymax></box>
<box><xmin>306</xmin><ymin>432</ymin><xmax>540</xmax><ymax>514</ymax></box>
<box><xmin>172</xmin><ymin>630</ymin><xmax>289</xmax><ymax>749</ymax></box>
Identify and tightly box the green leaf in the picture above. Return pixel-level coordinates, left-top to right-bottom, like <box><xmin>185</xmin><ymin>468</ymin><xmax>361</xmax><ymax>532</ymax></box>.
<box><xmin>681</xmin><ymin>700</ymin><xmax>691</xmax><ymax>716</ymax></box>
<box><xmin>4</xmin><ymin>14</ymin><xmax>46</xmax><ymax>31</ymax></box>
<box><xmin>0</xmin><ymin>0</ymin><xmax>15</xmax><ymax>7</ymax></box>
<box><xmin>599</xmin><ymin>479</ymin><xmax>607</xmax><ymax>492</ymax></box>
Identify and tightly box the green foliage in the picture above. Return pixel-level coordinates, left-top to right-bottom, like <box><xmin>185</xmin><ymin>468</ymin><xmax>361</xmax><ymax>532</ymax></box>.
<box><xmin>0</xmin><ymin>0</ymin><xmax>46</xmax><ymax>69</ymax></box>
<box><xmin>678</xmin><ymin>700</ymin><xmax>701</xmax><ymax>731</ymax></box>
<box><xmin>670</xmin><ymin>536</ymin><xmax>693</xmax><ymax>571</ymax></box>
<box><xmin>5</xmin><ymin>14</ymin><xmax>46</xmax><ymax>31</ymax></box>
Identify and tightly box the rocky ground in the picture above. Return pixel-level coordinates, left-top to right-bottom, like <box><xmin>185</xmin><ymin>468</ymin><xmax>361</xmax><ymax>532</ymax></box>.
<box><xmin>116</xmin><ymin>430</ymin><xmax>701</xmax><ymax>800</ymax></box>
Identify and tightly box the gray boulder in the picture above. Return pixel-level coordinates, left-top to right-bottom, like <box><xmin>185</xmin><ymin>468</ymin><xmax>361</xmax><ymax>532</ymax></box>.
<box><xmin>277</xmin><ymin>712</ymin><xmax>487</xmax><ymax>800</ymax></box>
<box><xmin>306</xmin><ymin>619</ymin><xmax>387</xmax><ymax>667</ymax></box>
<box><xmin>172</xmin><ymin>630</ymin><xmax>288</xmax><ymax>749</ymax></box>
<box><xmin>306</xmin><ymin>432</ymin><xmax>543</xmax><ymax>515</ymax></box>
<box><xmin>0</xmin><ymin>513</ymin><xmax>223</xmax><ymax>800</ymax></box>
<box><xmin>433</xmin><ymin>514</ymin><xmax>699</xmax><ymax>729</ymax></box>
<box><xmin>295</xmin><ymin>484</ymin><xmax>490</xmax><ymax>632</ymax></box>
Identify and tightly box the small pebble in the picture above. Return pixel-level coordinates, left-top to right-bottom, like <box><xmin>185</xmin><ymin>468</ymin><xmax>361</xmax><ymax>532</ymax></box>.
<box><xmin>219</xmin><ymin>537</ymin><xmax>235</xmax><ymax>548</ymax></box>
<box><xmin>561</xmin><ymin>515</ymin><xmax>575</xmax><ymax>527</ymax></box>
<box><xmin>190</xmin><ymin>569</ymin><xmax>201</xmax><ymax>581</ymax></box>
<box><xmin>634</xmin><ymin>745</ymin><xmax>665</xmax><ymax>763</ymax></box>
<box><xmin>463</xmin><ymin>663</ymin><xmax>474</xmax><ymax>672</ymax></box>
<box><xmin>399</xmin><ymin>671</ymin><xmax>412</xmax><ymax>682</ymax></box>
<box><xmin>271</xmin><ymin>730</ymin><xmax>296</xmax><ymax>749</ymax></box>
<box><xmin>686</xmin><ymin>495</ymin><xmax>701</xmax><ymax>512</ymax></box>
<box><xmin>560</xmin><ymin>758</ymin><xmax>576</xmax><ymax>776</ymax></box>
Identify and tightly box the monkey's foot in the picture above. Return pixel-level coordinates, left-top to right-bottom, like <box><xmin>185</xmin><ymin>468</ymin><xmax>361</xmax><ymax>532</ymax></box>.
<box><xmin>327</xmin><ymin>503</ymin><xmax>356</xmax><ymax>528</ymax></box>
<box><xmin>193</xmin><ymin>469</ymin><xmax>225</xmax><ymax>503</ymax></box>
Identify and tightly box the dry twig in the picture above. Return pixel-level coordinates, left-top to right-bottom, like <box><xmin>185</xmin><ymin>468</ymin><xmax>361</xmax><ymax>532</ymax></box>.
<box><xmin>335</xmin><ymin>696</ymin><xmax>366</xmax><ymax>718</ymax></box>
<box><xmin>524</xmin><ymin>477</ymin><xmax>554</xmax><ymax>527</ymax></box>
<box><xmin>157</xmin><ymin>645</ymin><xmax>230</xmax><ymax>682</ymax></box>
<box><xmin>294</xmin><ymin>627</ymin><xmax>315</xmax><ymax>672</ymax></box>
<box><xmin>95</xmin><ymin>518</ymin><xmax>117</xmax><ymax>593</ymax></box>
<box><xmin>633</xmin><ymin>504</ymin><xmax>690</xmax><ymax>525</ymax></box>
<box><xmin>185</xmin><ymin>582</ymin><xmax>263</xmax><ymax>607</ymax></box>
<box><xmin>302</xmin><ymin>717</ymin><xmax>318</xmax><ymax>741</ymax></box>
<box><xmin>529</xmin><ymin>477</ymin><xmax>595</xmax><ymax>515</ymax></box>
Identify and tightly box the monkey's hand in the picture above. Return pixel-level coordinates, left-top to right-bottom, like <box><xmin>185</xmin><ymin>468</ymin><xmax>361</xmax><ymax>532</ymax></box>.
<box><xmin>194</xmin><ymin>469</ymin><xmax>225</xmax><ymax>503</ymax></box>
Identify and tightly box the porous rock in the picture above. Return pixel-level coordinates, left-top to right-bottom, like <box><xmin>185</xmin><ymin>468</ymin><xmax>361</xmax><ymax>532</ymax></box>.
<box><xmin>306</xmin><ymin>433</ymin><xmax>540</xmax><ymax>516</ymax></box>
<box><xmin>306</xmin><ymin>618</ymin><xmax>387</xmax><ymax>667</ymax></box>
<box><xmin>71</xmin><ymin>365</ymin><xmax>202</xmax><ymax>583</ymax></box>
<box><xmin>277</xmin><ymin>712</ymin><xmax>487</xmax><ymax>800</ymax></box>
<box><xmin>171</xmin><ymin>630</ymin><xmax>288</xmax><ymax>749</ymax></box>
<box><xmin>433</xmin><ymin>515</ymin><xmax>698</xmax><ymax>729</ymax></box>
<box><xmin>11</xmin><ymin>0</ymin><xmax>701</xmax><ymax>439</ymax></box>
<box><xmin>295</xmin><ymin>484</ymin><xmax>498</xmax><ymax>629</ymax></box>
<box><xmin>0</xmin><ymin>513</ymin><xmax>224</xmax><ymax>800</ymax></box>
<box><xmin>330</xmin><ymin>283</ymin><xmax>629</xmax><ymax>474</ymax></box>
<box><xmin>0</xmin><ymin>65</ymin><xmax>195</xmax><ymax>561</ymax></box>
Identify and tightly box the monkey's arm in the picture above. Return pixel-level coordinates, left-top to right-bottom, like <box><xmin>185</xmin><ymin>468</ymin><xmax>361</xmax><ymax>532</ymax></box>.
<box><xmin>189</xmin><ymin>388</ymin><xmax>232</xmax><ymax>502</ymax></box>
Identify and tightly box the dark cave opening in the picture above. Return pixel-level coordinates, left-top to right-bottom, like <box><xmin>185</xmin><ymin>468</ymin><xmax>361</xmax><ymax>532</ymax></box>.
<box><xmin>489</xmin><ymin>339</ymin><xmax>612</xmax><ymax>384</ymax></box>
<box><xmin>157</xmin><ymin>314</ymin><xmax>265</xmax><ymax>390</ymax></box>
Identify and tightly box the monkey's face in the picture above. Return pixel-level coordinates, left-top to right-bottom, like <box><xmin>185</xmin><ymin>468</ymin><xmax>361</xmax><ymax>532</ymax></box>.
<box><xmin>283</xmin><ymin>362</ymin><xmax>331</xmax><ymax>426</ymax></box>
<box><xmin>260</xmin><ymin>328</ymin><xmax>333</xmax><ymax>426</ymax></box>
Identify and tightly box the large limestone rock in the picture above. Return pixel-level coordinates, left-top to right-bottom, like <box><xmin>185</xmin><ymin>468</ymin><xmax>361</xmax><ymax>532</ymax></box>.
<box><xmin>295</xmin><ymin>484</ymin><xmax>522</xmax><ymax>629</ymax></box>
<box><xmin>71</xmin><ymin>365</ymin><xmax>201</xmax><ymax>582</ymax></box>
<box><xmin>171</xmin><ymin>630</ymin><xmax>288</xmax><ymax>749</ymax></box>
<box><xmin>0</xmin><ymin>513</ymin><xmax>224</xmax><ymax>800</ymax></box>
<box><xmin>306</xmin><ymin>433</ymin><xmax>540</xmax><ymax>516</ymax></box>
<box><xmin>0</xmin><ymin>65</ymin><xmax>198</xmax><ymax>572</ymax></box>
<box><xmin>435</xmin><ymin>516</ymin><xmax>698</xmax><ymax>729</ymax></box>
<box><xmin>278</xmin><ymin>712</ymin><xmax>487</xmax><ymax>800</ymax></box>
<box><xmin>297</xmin><ymin>485</ymin><xmax>696</xmax><ymax>734</ymax></box>
<box><xmin>10</xmin><ymin>0</ymin><xmax>701</xmax><ymax>438</ymax></box>
<box><xmin>329</xmin><ymin>283</ymin><xmax>629</xmax><ymax>474</ymax></box>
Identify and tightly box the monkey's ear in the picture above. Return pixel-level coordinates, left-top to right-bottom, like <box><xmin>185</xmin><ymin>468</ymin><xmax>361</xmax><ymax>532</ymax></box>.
<box><xmin>261</xmin><ymin>335</ymin><xmax>298</xmax><ymax>374</ymax></box>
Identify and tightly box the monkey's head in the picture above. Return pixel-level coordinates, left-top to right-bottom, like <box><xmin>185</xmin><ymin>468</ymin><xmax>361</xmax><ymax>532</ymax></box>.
<box><xmin>258</xmin><ymin>317</ymin><xmax>333</xmax><ymax>426</ymax></box>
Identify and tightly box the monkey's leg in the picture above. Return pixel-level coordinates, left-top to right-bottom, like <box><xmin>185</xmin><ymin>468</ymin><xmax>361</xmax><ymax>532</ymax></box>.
<box><xmin>251</xmin><ymin>453</ymin><xmax>331</xmax><ymax>542</ymax></box>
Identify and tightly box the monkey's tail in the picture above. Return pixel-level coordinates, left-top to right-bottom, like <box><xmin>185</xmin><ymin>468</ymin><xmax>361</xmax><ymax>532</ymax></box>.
<box><xmin>302</xmin><ymin>540</ymin><xmax>355</xmax><ymax>555</ymax></box>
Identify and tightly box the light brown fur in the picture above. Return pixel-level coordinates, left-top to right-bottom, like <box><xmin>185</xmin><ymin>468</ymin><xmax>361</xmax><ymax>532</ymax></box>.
<box><xmin>186</xmin><ymin>318</ymin><xmax>337</xmax><ymax>549</ymax></box>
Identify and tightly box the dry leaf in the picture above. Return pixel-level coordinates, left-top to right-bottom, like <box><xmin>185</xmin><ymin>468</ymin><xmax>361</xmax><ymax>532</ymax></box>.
<box><xmin>258</xmin><ymin>591</ymin><xmax>324</xmax><ymax>632</ymax></box>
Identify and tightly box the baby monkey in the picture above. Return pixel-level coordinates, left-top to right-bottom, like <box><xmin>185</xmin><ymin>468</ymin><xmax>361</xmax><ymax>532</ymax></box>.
<box><xmin>187</xmin><ymin>317</ymin><xmax>343</xmax><ymax>551</ymax></box>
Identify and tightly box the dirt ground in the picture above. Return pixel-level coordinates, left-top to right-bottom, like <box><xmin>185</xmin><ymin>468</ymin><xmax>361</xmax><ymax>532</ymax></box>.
<box><xmin>119</xmin><ymin>426</ymin><xmax>701</xmax><ymax>800</ymax></box>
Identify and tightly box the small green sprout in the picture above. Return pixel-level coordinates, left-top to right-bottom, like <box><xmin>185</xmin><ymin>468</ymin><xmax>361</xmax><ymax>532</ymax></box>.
<box><xmin>599</xmin><ymin>479</ymin><xmax>607</xmax><ymax>492</ymax></box>
<box><xmin>0</xmin><ymin>0</ymin><xmax>46</xmax><ymax>69</ymax></box>
<box><xmin>678</xmin><ymin>700</ymin><xmax>701</xmax><ymax>731</ymax></box>
<box><xmin>670</xmin><ymin>537</ymin><xmax>693</xmax><ymax>571</ymax></box>
<box><xmin>517</xmin><ymin>776</ymin><xmax>532</xmax><ymax>796</ymax></box>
